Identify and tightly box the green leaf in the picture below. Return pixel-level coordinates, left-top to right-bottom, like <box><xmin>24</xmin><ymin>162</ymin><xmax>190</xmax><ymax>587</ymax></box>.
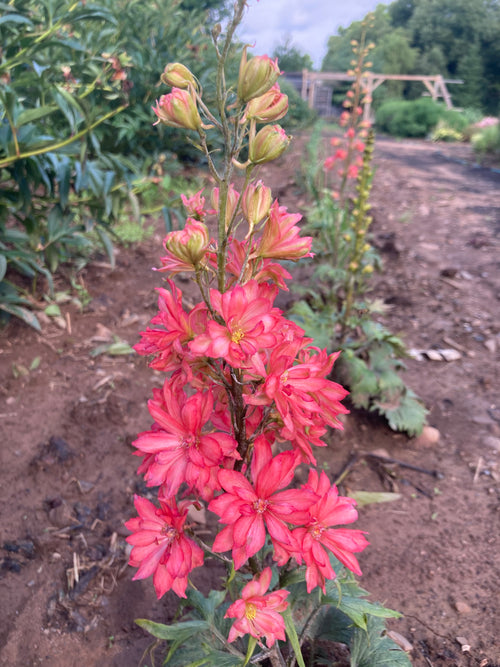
<box><xmin>321</xmin><ymin>592</ymin><xmax>401</xmax><ymax>632</ymax></box>
<box><xmin>0</xmin><ymin>255</ymin><xmax>6</xmax><ymax>282</ymax></box>
<box><xmin>44</xmin><ymin>303</ymin><xmax>61</xmax><ymax>317</ymax></box>
<box><xmin>350</xmin><ymin>616</ymin><xmax>412</xmax><ymax>667</ymax></box>
<box><xmin>283</xmin><ymin>606</ymin><xmax>306</xmax><ymax>667</ymax></box>
<box><xmin>16</xmin><ymin>106</ymin><xmax>57</xmax><ymax>127</ymax></box>
<box><xmin>0</xmin><ymin>13</ymin><xmax>33</xmax><ymax>27</ymax></box>
<box><xmin>0</xmin><ymin>303</ymin><xmax>41</xmax><ymax>331</ymax></box>
<box><xmin>135</xmin><ymin>618</ymin><xmax>209</xmax><ymax>642</ymax></box>
<box><xmin>373</xmin><ymin>388</ymin><xmax>427</xmax><ymax>436</ymax></box>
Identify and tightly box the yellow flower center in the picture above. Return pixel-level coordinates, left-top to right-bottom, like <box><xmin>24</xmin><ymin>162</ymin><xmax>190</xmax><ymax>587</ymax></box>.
<box><xmin>231</xmin><ymin>327</ymin><xmax>245</xmax><ymax>344</ymax></box>
<box><xmin>245</xmin><ymin>603</ymin><xmax>257</xmax><ymax>620</ymax></box>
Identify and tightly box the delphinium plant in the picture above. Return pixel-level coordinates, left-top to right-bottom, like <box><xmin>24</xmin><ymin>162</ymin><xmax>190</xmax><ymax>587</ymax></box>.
<box><xmin>125</xmin><ymin>3</ymin><xmax>411</xmax><ymax>665</ymax></box>
<box><xmin>292</xmin><ymin>18</ymin><xmax>427</xmax><ymax>436</ymax></box>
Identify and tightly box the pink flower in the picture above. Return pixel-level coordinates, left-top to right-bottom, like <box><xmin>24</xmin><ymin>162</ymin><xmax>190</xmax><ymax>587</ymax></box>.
<box><xmin>254</xmin><ymin>200</ymin><xmax>313</xmax><ymax>261</ymax></box>
<box><xmin>247</xmin><ymin>345</ymin><xmax>349</xmax><ymax>462</ymax></box>
<box><xmin>189</xmin><ymin>280</ymin><xmax>281</xmax><ymax>367</ymax></box>
<box><xmin>225</xmin><ymin>567</ymin><xmax>289</xmax><ymax>647</ymax></box>
<box><xmin>134</xmin><ymin>381</ymin><xmax>239</xmax><ymax>500</ymax></box>
<box><xmin>293</xmin><ymin>470</ymin><xmax>369</xmax><ymax>593</ymax></box>
<box><xmin>181</xmin><ymin>189</ymin><xmax>206</xmax><ymax>220</ymax></box>
<box><xmin>125</xmin><ymin>494</ymin><xmax>204</xmax><ymax>599</ymax></box>
<box><xmin>211</xmin><ymin>183</ymin><xmax>240</xmax><ymax>231</ymax></box>
<box><xmin>209</xmin><ymin>437</ymin><xmax>314</xmax><ymax>568</ymax></box>
<box><xmin>134</xmin><ymin>280</ymin><xmax>207</xmax><ymax>373</ymax></box>
<box><xmin>245</xmin><ymin>84</ymin><xmax>289</xmax><ymax>123</ymax></box>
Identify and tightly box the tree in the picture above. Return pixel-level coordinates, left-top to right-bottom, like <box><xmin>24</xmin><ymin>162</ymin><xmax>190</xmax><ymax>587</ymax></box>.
<box><xmin>272</xmin><ymin>37</ymin><xmax>313</xmax><ymax>72</ymax></box>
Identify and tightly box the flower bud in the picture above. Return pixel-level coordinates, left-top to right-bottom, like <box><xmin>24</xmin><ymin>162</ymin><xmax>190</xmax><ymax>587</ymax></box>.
<box><xmin>242</xmin><ymin>181</ymin><xmax>272</xmax><ymax>234</ymax></box>
<box><xmin>249</xmin><ymin>124</ymin><xmax>290</xmax><ymax>164</ymax></box>
<box><xmin>237</xmin><ymin>48</ymin><xmax>281</xmax><ymax>102</ymax></box>
<box><xmin>211</xmin><ymin>184</ymin><xmax>240</xmax><ymax>230</ymax></box>
<box><xmin>245</xmin><ymin>84</ymin><xmax>288</xmax><ymax>123</ymax></box>
<box><xmin>161</xmin><ymin>62</ymin><xmax>197</xmax><ymax>89</ymax></box>
<box><xmin>181</xmin><ymin>188</ymin><xmax>206</xmax><ymax>220</ymax></box>
<box><xmin>153</xmin><ymin>88</ymin><xmax>201</xmax><ymax>130</ymax></box>
<box><xmin>163</xmin><ymin>218</ymin><xmax>210</xmax><ymax>269</ymax></box>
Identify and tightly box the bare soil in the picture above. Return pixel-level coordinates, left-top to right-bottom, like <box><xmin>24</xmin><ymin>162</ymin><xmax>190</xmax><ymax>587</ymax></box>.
<box><xmin>1</xmin><ymin>135</ymin><xmax>499</xmax><ymax>667</ymax></box>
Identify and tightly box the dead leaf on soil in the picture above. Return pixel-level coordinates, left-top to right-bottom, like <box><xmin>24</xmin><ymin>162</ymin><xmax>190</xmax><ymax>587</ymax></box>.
<box><xmin>408</xmin><ymin>348</ymin><xmax>462</xmax><ymax>361</ymax></box>
<box><xmin>349</xmin><ymin>491</ymin><xmax>402</xmax><ymax>507</ymax></box>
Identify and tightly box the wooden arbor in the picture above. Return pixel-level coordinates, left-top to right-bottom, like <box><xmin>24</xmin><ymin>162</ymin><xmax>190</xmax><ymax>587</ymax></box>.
<box><xmin>300</xmin><ymin>70</ymin><xmax>463</xmax><ymax>120</ymax></box>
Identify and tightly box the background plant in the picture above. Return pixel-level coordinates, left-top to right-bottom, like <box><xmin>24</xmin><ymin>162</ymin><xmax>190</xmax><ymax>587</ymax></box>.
<box><xmin>124</xmin><ymin>4</ymin><xmax>411</xmax><ymax>666</ymax></box>
<box><xmin>291</xmin><ymin>19</ymin><xmax>427</xmax><ymax>435</ymax></box>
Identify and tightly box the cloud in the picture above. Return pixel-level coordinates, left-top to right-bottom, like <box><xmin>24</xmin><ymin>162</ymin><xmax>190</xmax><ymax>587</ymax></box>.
<box><xmin>237</xmin><ymin>0</ymin><xmax>381</xmax><ymax>68</ymax></box>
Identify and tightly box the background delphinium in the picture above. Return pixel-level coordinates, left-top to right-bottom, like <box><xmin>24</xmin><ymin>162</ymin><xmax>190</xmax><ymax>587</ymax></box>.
<box><xmin>292</xmin><ymin>17</ymin><xmax>427</xmax><ymax>437</ymax></box>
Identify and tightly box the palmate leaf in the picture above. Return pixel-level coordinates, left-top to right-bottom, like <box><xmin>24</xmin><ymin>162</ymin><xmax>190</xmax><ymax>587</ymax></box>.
<box><xmin>372</xmin><ymin>387</ymin><xmax>427</xmax><ymax>437</ymax></box>
<box><xmin>350</xmin><ymin>616</ymin><xmax>412</xmax><ymax>667</ymax></box>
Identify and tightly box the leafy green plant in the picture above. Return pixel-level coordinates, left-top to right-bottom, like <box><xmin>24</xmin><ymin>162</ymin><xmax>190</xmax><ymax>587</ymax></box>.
<box><xmin>375</xmin><ymin>97</ymin><xmax>442</xmax><ymax>137</ymax></box>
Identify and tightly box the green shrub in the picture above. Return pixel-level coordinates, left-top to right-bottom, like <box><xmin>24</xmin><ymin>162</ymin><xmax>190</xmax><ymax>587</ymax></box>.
<box><xmin>472</xmin><ymin>122</ymin><xmax>500</xmax><ymax>156</ymax></box>
<box><xmin>375</xmin><ymin>98</ymin><xmax>442</xmax><ymax>137</ymax></box>
<box><xmin>279</xmin><ymin>79</ymin><xmax>317</xmax><ymax>130</ymax></box>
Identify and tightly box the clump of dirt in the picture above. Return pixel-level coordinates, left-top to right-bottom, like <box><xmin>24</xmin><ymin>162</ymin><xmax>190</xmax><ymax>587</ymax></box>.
<box><xmin>0</xmin><ymin>136</ymin><xmax>499</xmax><ymax>666</ymax></box>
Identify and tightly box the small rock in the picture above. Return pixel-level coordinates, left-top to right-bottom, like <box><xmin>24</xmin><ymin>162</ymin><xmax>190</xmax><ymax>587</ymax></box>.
<box><xmin>387</xmin><ymin>630</ymin><xmax>413</xmax><ymax>652</ymax></box>
<box><xmin>484</xmin><ymin>338</ymin><xmax>497</xmax><ymax>354</ymax></box>
<box><xmin>414</xmin><ymin>426</ymin><xmax>441</xmax><ymax>448</ymax></box>
<box><xmin>455</xmin><ymin>600</ymin><xmax>472</xmax><ymax>614</ymax></box>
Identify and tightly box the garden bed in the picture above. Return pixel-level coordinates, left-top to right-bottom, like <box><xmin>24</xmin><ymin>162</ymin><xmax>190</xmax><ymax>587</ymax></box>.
<box><xmin>0</xmin><ymin>135</ymin><xmax>499</xmax><ymax>666</ymax></box>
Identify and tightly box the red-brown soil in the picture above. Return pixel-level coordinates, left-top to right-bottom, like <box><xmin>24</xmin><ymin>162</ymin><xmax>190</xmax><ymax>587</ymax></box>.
<box><xmin>1</xmin><ymin>135</ymin><xmax>499</xmax><ymax>666</ymax></box>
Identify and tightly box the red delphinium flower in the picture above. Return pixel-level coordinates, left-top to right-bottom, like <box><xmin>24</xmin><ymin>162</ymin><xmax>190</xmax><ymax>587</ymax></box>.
<box><xmin>125</xmin><ymin>494</ymin><xmax>204</xmax><ymax>598</ymax></box>
<box><xmin>209</xmin><ymin>436</ymin><xmax>314</xmax><ymax>569</ymax></box>
<box><xmin>134</xmin><ymin>381</ymin><xmax>239</xmax><ymax>501</ymax></box>
<box><xmin>134</xmin><ymin>280</ymin><xmax>207</xmax><ymax>373</ymax></box>
<box><xmin>225</xmin><ymin>567</ymin><xmax>289</xmax><ymax>647</ymax></box>
<box><xmin>292</xmin><ymin>470</ymin><xmax>369</xmax><ymax>593</ymax></box>
<box><xmin>224</xmin><ymin>237</ymin><xmax>292</xmax><ymax>290</ymax></box>
<box><xmin>247</xmin><ymin>343</ymin><xmax>349</xmax><ymax>462</ymax></box>
<box><xmin>253</xmin><ymin>200</ymin><xmax>313</xmax><ymax>261</ymax></box>
<box><xmin>189</xmin><ymin>280</ymin><xmax>282</xmax><ymax>367</ymax></box>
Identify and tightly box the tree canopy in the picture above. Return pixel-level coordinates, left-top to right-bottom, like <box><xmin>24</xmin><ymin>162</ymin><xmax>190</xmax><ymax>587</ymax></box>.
<box><xmin>322</xmin><ymin>0</ymin><xmax>500</xmax><ymax>113</ymax></box>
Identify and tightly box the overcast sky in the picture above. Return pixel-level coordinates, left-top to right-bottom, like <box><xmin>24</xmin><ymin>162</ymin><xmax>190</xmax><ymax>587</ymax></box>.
<box><xmin>237</xmin><ymin>0</ymin><xmax>384</xmax><ymax>69</ymax></box>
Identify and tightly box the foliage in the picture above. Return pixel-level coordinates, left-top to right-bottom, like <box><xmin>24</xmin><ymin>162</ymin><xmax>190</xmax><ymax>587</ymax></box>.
<box><xmin>322</xmin><ymin>0</ymin><xmax>500</xmax><ymax>114</ymax></box>
<box><xmin>375</xmin><ymin>98</ymin><xmax>442</xmax><ymax>137</ymax></box>
<box><xmin>272</xmin><ymin>37</ymin><xmax>313</xmax><ymax>72</ymax></box>
<box><xmin>294</xmin><ymin>27</ymin><xmax>427</xmax><ymax>435</ymax></box>
<box><xmin>0</xmin><ymin>0</ymin><xmax>225</xmax><ymax>329</ymax></box>
<box><xmin>137</xmin><ymin>558</ymin><xmax>410</xmax><ymax>666</ymax></box>
<box><xmin>471</xmin><ymin>121</ymin><xmax>500</xmax><ymax>157</ymax></box>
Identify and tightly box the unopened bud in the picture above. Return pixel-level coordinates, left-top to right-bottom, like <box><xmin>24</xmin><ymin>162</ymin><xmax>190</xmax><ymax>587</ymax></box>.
<box><xmin>362</xmin><ymin>264</ymin><xmax>374</xmax><ymax>274</ymax></box>
<box><xmin>153</xmin><ymin>88</ymin><xmax>201</xmax><ymax>130</ymax></box>
<box><xmin>242</xmin><ymin>181</ymin><xmax>272</xmax><ymax>233</ymax></box>
<box><xmin>246</xmin><ymin>84</ymin><xmax>288</xmax><ymax>123</ymax></box>
<box><xmin>238</xmin><ymin>47</ymin><xmax>281</xmax><ymax>102</ymax></box>
<box><xmin>211</xmin><ymin>184</ymin><xmax>240</xmax><ymax>230</ymax></box>
<box><xmin>249</xmin><ymin>124</ymin><xmax>290</xmax><ymax>164</ymax></box>
<box><xmin>163</xmin><ymin>218</ymin><xmax>209</xmax><ymax>269</ymax></box>
<box><xmin>161</xmin><ymin>63</ymin><xmax>197</xmax><ymax>89</ymax></box>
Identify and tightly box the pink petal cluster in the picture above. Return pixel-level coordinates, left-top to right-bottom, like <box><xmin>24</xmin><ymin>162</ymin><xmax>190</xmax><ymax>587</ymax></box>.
<box><xmin>293</xmin><ymin>470</ymin><xmax>369</xmax><ymax>593</ymax></box>
<box><xmin>225</xmin><ymin>568</ymin><xmax>288</xmax><ymax>647</ymax></box>
<box><xmin>125</xmin><ymin>494</ymin><xmax>204</xmax><ymax>598</ymax></box>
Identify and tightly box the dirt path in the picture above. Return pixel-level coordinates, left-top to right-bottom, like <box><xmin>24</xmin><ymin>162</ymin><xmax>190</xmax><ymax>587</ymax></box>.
<box><xmin>0</xmin><ymin>137</ymin><xmax>499</xmax><ymax>666</ymax></box>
